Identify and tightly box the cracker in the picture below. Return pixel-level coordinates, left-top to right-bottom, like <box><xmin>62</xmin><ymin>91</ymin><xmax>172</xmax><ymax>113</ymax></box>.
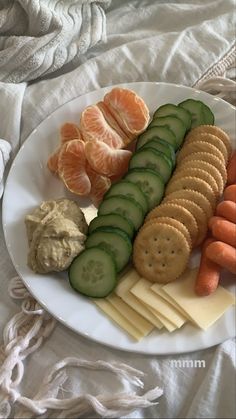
<box><xmin>164</xmin><ymin>198</ymin><xmax>208</xmax><ymax>247</ymax></box>
<box><xmin>186</xmin><ymin>125</ymin><xmax>232</xmax><ymax>158</ymax></box>
<box><xmin>164</xmin><ymin>189</ymin><xmax>213</xmax><ymax>220</ymax></box>
<box><xmin>144</xmin><ymin>216</ymin><xmax>192</xmax><ymax>249</ymax></box>
<box><xmin>165</xmin><ymin>176</ymin><xmax>216</xmax><ymax>210</ymax></box>
<box><xmin>170</xmin><ymin>167</ymin><xmax>219</xmax><ymax>198</ymax></box>
<box><xmin>133</xmin><ymin>222</ymin><xmax>190</xmax><ymax>283</ymax></box>
<box><xmin>177</xmin><ymin>141</ymin><xmax>225</xmax><ymax>165</ymax></box>
<box><xmin>179</xmin><ymin>152</ymin><xmax>227</xmax><ymax>185</ymax></box>
<box><xmin>178</xmin><ymin>160</ymin><xmax>224</xmax><ymax>196</ymax></box>
<box><xmin>185</xmin><ymin>133</ymin><xmax>228</xmax><ymax>164</ymax></box>
<box><xmin>145</xmin><ymin>202</ymin><xmax>199</xmax><ymax>245</ymax></box>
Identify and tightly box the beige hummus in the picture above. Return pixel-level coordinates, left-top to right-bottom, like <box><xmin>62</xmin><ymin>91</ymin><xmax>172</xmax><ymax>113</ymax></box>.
<box><xmin>25</xmin><ymin>198</ymin><xmax>88</xmax><ymax>273</ymax></box>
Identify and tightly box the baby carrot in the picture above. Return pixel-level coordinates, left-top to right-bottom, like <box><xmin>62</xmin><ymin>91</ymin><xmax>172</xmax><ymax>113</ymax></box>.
<box><xmin>206</xmin><ymin>241</ymin><xmax>236</xmax><ymax>274</ymax></box>
<box><xmin>227</xmin><ymin>151</ymin><xmax>236</xmax><ymax>185</ymax></box>
<box><xmin>195</xmin><ymin>238</ymin><xmax>221</xmax><ymax>296</ymax></box>
<box><xmin>223</xmin><ymin>185</ymin><xmax>236</xmax><ymax>203</ymax></box>
<box><xmin>208</xmin><ymin>216</ymin><xmax>225</xmax><ymax>230</ymax></box>
<box><xmin>209</xmin><ymin>218</ymin><xmax>236</xmax><ymax>247</ymax></box>
<box><xmin>216</xmin><ymin>200</ymin><xmax>236</xmax><ymax>223</ymax></box>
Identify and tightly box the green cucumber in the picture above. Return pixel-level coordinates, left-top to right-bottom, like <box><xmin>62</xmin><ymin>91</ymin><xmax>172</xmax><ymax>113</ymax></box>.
<box><xmin>124</xmin><ymin>168</ymin><xmax>164</xmax><ymax>210</ymax></box>
<box><xmin>69</xmin><ymin>247</ymin><xmax>117</xmax><ymax>298</ymax></box>
<box><xmin>104</xmin><ymin>180</ymin><xmax>148</xmax><ymax>214</ymax></box>
<box><xmin>88</xmin><ymin>213</ymin><xmax>135</xmax><ymax>239</ymax></box>
<box><xmin>85</xmin><ymin>227</ymin><xmax>132</xmax><ymax>272</ymax></box>
<box><xmin>129</xmin><ymin>147</ymin><xmax>172</xmax><ymax>184</ymax></box>
<box><xmin>153</xmin><ymin>103</ymin><xmax>192</xmax><ymax>131</ymax></box>
<box><xmin>137</xmin><ymin>126</ymin><xmax>177</xmax><ymax>151</ymax></box>
<box><xmin>149</xmin><ymin>115</ymin><xmax>186</xmax><ymax>148</ymax></box>
<box><xmin>140</xmin><ymin>138</ymin><xmax>176</xmax><ymax>167</ymax></box>
<box><xmin>98</xmin><ymin>195</ymin><xmax>144</xmax><ymax>230</ymax></box>
<box><xmin>179</xmin><ymin>99</ymin><xmax>205</xmax><ymax>128</ymax></box>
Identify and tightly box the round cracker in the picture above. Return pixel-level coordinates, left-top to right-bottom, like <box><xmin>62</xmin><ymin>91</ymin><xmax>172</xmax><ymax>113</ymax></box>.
<box><xmin>145</xmin><ymin>202</ymin><xmax>198</xmax><ymax>245</ymax></box>
<box><xmin>165</xmin><ymin>176</ymin><xmax>216</xmax><ymax>210</ymax></box>
<box><xmin>170</xmin><ymin>167</ymin><xmax>219</xmax><ymax>198</ymax></box>
<box><xmin>164</xmin><ymin>189</ymin><xmax>213</xmax><ymax>219</ymax></box>
<box><xmin>164</xmin><ymin>198</ymin><xmax>208</xmax><ymax>247</ymax></box>
<box><xmin>177</xmin><ymin>141</ymin><xmax>225</xmax><ymax>165</ymax></box>
<box><xmin>179</xmin><ymin>152</ymin><xmax>227</xmax><ymax>185</ymax></box>
<box><xmin>185</xmin><ymin>133</ymin><xmax>228</xmax><ymax>164</ymax></box>
<box><xmin>144</xmin><ymin>216</ymin><xmax>192</xmax><ymax>249</ymax></box>
<box><xmin>133</xmin><ymin>222</ymin><xmax>190</xmax><ymax>283</ymax></box>
<box><xmin>178</xmin><ymin>160</ymin><xmax>224</xmax><ymax>196</ymax></box>
<box><xmin>186</xmin><ymin>125</ymin><xmax>232</xmax><ymax>158</ymax></box>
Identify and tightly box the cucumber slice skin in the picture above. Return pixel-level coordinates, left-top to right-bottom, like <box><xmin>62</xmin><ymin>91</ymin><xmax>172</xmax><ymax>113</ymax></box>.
<box><xmin>149</xmin><ymin>115</ymin><xmax>186</xmax><ymax>148</ymax></box>
<box><xmin>129</xmin><ymin>147</ymin><xmax>172</xmax><ymax>184</ymax></box>
<box><xmin>85</xmin><ymin>227</ymin><xmax>132</xmax><ymax>272</ymax></box>
<box><xmin>140</xmin><ymin>138</ymin><xmax>176</xmax><ymax>167</ymax></box>
<box><xmin>69</xmin><ymin>247</ymin><xmax>117</xmax><ymax>298</ymax></box>
<box><xmin>104</xmin><ymin>180</ymin><xmax>148</xmax><ymax>214</ymax></box>
<box><xmin>124</xmin><ymin>168</ymin><xmax>165</xmax><ymax>210</ymax></box>
<box><xmin>88</xmin><ymin>213</ymin><xmax>135</xmax><ymax>239</ymax></box>
<box><xmin>201</xmin><ymin>103</ymin><xmax>215</xmax><ymax>125</ymax></box>
<box><xmin>98</xmin><ymin>195</ymin><xmax>144</xmax><ymax>231</ymax></box>
<box><xmin>179</xmin><ymin>99</ymin><xmax>205</xmax><ymax>128</ymax></box>
<box><xmin>153</xmin><ymin>103</ymin><xmax>192</xmax><ymax>131</ymax></box>
<box><xmin>137</xmin><ymin>126</ymin><xmax>178</xmax><ymax>151</ymax></box>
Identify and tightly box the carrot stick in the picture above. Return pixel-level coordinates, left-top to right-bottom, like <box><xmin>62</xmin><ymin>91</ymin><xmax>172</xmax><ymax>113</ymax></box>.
<box><xmin>195</xmin><ymin>238</ymin><xmax>221</xmax><ymax>296</ymax></box>
<box><xmin>209</xmin><ymin>218</ymin><xmax>236</xmax><ymax>247</ymax></box>
<box><xmin>223</xmin><ymin>185</ymin><xmax>236</xmax><ymax>203</ymax></box>
<box><xmin>206</xmin><ymin>241</ymin><xmax>236</xmax><ymax>274</ymax></box>
<box><xmin>208</xmin><ymin>216</ymin><xmax>225</xmax><ymax>230</ymax></box>
<box><xmin>227</xmin><ymin>151</ymin><xmax>236</xmax><ymax>185</ymax></box>
<box><xmin>216</xmin><ymin>200</ymin><xmax>236</xmax><ymax>223</ymax></box>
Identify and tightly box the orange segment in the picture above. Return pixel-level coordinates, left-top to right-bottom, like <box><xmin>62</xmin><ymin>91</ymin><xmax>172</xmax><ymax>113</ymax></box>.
<box><xmin>97</xmin><ymin>101</ymin><xmax>132</xmax><ymax>146</ymax></box>
<box><xmin>58</xmin><ymin>140</ymin><xmax>91</xmax><ymax>195</ymax></box>
<box><xmin>80</xmin><ymin>104</ymin><xmax>124</xmax><ymax>149</ymax></box>
<box><xmin>86</xmin><ymin>163</ymin><xmax>111</xmax><ymax>206</ymax></box>
<box><xmin>85</xmin><ymin>140</ymin><xmax>132</xmax><ymax>177</ymax></box>
<box><xmin>47</xmin><ymin>147</ymin><xmax>60</xmax><ymax>174</ymax></box>
<box><xmin>104</xmin><ymin>87</ymin><xmax>150</xmax><ymax>137</ymax></box>
<box><xmin>60</xmin><ymin>122</ymin><xmax>83</xmax><ymax>144</ymax></box>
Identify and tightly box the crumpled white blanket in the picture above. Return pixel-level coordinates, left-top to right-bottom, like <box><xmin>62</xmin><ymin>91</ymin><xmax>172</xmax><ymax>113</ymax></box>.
<box><xmin>0</xmin><ymin>0</ymin><xmax>111</xmax><ymax>83</ymax></box>
<box><xmin>0</xmin><ymin>1</ymin><xmax>236</xmax><ymax>418</ymax></box>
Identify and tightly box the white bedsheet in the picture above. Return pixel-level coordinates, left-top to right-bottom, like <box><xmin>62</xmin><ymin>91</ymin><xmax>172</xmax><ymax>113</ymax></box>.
<box><xmin>0</xmin><ymin>1</ymin><xmax>235</xmax><ymax>418</ymax></box>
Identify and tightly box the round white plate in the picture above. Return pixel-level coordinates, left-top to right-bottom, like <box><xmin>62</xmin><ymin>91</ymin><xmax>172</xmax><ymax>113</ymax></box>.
<box><xmin>2</xmin><ymin>82</ymin><xmax>236</xmax><ymax>355</ymax></box>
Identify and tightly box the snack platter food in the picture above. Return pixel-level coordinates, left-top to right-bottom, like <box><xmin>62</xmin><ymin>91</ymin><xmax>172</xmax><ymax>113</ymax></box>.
<box><xmin>2</xmin><ymin>82</ymin><xmax>236</xmax><ymax>354</ymax></box>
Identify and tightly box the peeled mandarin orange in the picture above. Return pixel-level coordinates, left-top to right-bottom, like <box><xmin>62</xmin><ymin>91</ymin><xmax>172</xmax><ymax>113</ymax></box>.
<box><xmin>80</xmin><ymin>104</ymin><xmax>124</xmax><ymax>149</ymax></box>
<box><xmin>47</xmin><ymin>147</ymin><xmax>61</xmax><ymax>174</ymax></box>
<box><xmin>60</xmin><ymin>122</ymin><xmax>83</xmax><ymax>144</ymax></box>
<box><xmin>58</xmin><ymin>140</ymin><xmax>91</xmax><ymax>195</ymax></box>
<box><xmin>104</xmin><ymin>87</ymin><xmax>150</xmax><ymax>137</ymax></box>
<box><xmin>85</xmin><ymin>140</ymin><xmax>132</xmax><ymax>177</ymax></box>
<box><xmin>97</xmin><ymin>101</ymin><xmax>131</xmax><ymax>146</ymax></box>
<box><xmin>86</xmin><ymin>163</ymin><xmax>111</xmax><ymax>206</ymax></box>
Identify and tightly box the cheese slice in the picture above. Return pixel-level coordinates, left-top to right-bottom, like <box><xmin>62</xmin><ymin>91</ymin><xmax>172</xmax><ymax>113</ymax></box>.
<box><xmin>147</xmin><ymin>306</ymin><xmax>178</xmax><ymax>332</ymax></box>
<box><xmin>115</xmin><ymin>269</ymin><xmax>163</xmax><ymax>329</ymax></box>
<box><xmin>131</xmin><ymin>278</ymin><xmax>187</xmax><ymax>328</ymax></box>
<box><xmin>163</xmin><ymin>268</ymin><xmax>236</xmax><ymax>330</ymax></box>
<box><xmin>93</xmin><ymin>299</ymin><xmax>144</xmax><ymax>340</ymax></box>
<box><xmin>106</xmin><ymin>294</ymin><xmax>154</xmax><ymax>336</ymax></box>
<box><xmin>151</xmin><ymin>284</ymin><xmax>190</xmax><ymax>320</ymax></box>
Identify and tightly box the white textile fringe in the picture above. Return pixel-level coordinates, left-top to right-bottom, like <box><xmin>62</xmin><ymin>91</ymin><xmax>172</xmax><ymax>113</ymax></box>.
<box><xmin>0</xmin><ymin>277</ymin><xmax>163</xmax><ymax>419</ymax></box>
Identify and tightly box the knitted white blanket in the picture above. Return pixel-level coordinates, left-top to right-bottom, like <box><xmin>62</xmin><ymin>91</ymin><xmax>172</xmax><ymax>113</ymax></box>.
<box><xmin>0</xmin><ymin>0</ymin><xmax>110</xmax><ymax>83</ymax></box>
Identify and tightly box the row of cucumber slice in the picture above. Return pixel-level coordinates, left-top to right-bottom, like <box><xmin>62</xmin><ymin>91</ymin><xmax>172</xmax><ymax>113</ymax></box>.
<box><xmin>69</xmin><ymin>98</ymin><xmax>215</xmax><ymax>298</ymax></box>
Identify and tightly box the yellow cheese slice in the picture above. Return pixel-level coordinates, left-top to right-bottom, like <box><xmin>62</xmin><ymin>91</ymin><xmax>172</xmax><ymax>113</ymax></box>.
<box><xmin>93</xmin><ymin>299</ymin><xmax>144</xmax><ymax>340</ymax></box>
<box><xmin>147</xmin><ymin>306</ymin><xmax>178</xmax><ymax>332</ymax></box>
<box><xmin>106</xmin><ymin>294</ymin><xmax>154</xmax><ymax>336</ymax></box>
<box><xmin>115</xmin><ymin>269</ymin><xmax>163</xmax><ymax>329</ymax></box>
<box><xmin>131</xmin><ymin>278</ymin><xmax>187</xmax><ymax>328</ymax></box>
<box><xmin>151</xmin><ymin>284</ymin><xmax>190</xmax><ymax>320</ymax></box>
<box><xmin>163</xmin><ymin>268</ymin><xmax>236</xmax><ymax>330</ymax></box>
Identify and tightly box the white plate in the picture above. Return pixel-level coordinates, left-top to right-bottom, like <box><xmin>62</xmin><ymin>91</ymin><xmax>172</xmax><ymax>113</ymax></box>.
<box><xmin>2</xmin><ymin>82</ymin><xmax>236</xmax><ymax>355</ymax></box>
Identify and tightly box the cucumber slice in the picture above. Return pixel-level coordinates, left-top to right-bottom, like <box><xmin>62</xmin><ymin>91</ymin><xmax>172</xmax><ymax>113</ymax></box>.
<box><xmin>179</xmin><ymin>99</ymin><xmax>205</xmax><ymax>128</ymax></box>
<box><xmin>201</xmin><ymin>103</ymin><xmax>215</xmax><ymax>125</ymax></box>
<box><xmin>69</xmin><ymin>247</ymin><xmax>117</xmax><ymax>298</ymax></box>
<box><xmin>129</xmin><ymin>147</ymin><xmax>172</xmax><ymax>184</ymax></box>
<box><xmin>98</xmin><ymin>195</ymin><xmax>144</xmax><ymax>230</ymax></box>
<box><xmin>137</xmin><ymin>126</ymin><xmax>177</xmax><ymax>151</ymax></box>
<box><xmin>149</xmin><ymin>115</ymin><xmax>186</xmax><ymax>148</ymax></box>
<box><xmin>140</xmin><ymin>138</ymin><xmax>176</xmax><ymax>167</ymax></box>
<box><xmin>85</xmin><ymin>227</ymin><xmax>132</xmax><ymax>272</ymax></box>
<box><xmin>125</xmin><ymin>168</ymin><xmax>164</xmax><ymax>210</ymax></box>
<box><xmin>104</xmin><ymin>180</ymin><xmax>148</xmax><ymax>214</ymax></box>
<box><xmin>153</xmin><ymin>103</ymin><xmax>192</xmax><ymax>131</ymax></box>
<box><xmin>88</xmin><ymin>213</ymin><xmax>135</xmax><ymax>239</ymax></box>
